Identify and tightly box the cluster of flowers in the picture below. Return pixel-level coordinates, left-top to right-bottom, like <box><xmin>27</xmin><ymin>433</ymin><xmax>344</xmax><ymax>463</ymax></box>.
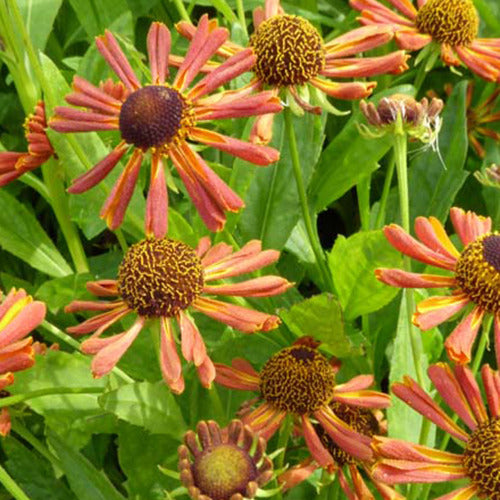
<box><xmin>0</xmin><ymin>0</ymin><xmax>499</xmax><ymax>498</ymax></box>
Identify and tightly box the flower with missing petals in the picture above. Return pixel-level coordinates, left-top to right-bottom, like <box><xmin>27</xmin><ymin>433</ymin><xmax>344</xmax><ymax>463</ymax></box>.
<box><xmin>351</xmin><ymin>0</ymin><xmax>500</xmax><ymax>81</ymax></box>
<box><xmin>0</xmin><ymin>288</ymin><xmax>46</xmax><ymax>435</ymax></box>
<box><xmin>50</xmin><ymin>19</ymin><xmax>281</xmax><ymax>236</ymax></box>
<box><xmin>372</xmin><ymin>362</ymin><xmax>500</xmax><ymax>500</ymax></box>
<box><xmin>65</xmin><ymin>237</ymin><xmax>291</xmax><ymax>393</ymax></box>
<box><xmin>215</xmin><ymin>337</ymin><xmax>390</xmax><ymax>468</ymax></box>
<box><xmin>178</xmin><ymin>420</ymin><xmax>273</xmax><ymax>500</ymax></box>
<box><xmin>174</xmin><ymin>0</ymin><xmax>409</xmax><ymax>143</ymax></box>
<box><xmin>376</xmin><ymin>207</ymin><xmax>500</xmax><ymax>364</ymax></box>
<box><xmin>0</xmin><ymin>101</ymin><xmax>54</xmax><ymax>186</ymax></box>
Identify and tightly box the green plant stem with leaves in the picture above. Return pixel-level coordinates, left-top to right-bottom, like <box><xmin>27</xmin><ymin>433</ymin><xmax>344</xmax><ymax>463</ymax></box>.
<box><xmin>0</xmin><ymin>464</ymin><xmax>30</xmax><ymax>500</ymax></box>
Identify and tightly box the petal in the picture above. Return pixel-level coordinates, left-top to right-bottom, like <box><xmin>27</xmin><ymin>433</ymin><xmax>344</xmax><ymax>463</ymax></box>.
<box><xmin>193</xmin><ymin>297</ymin><xmax>280</xmax><ymax>333</ymax></box>
<box><xmin>454</xmin><ymin>365</ymin><xmax>488</xmax><ymax>424</ymax></box>
<box><xmin>159</xmin><ymin>317</ymin><xmax>183</xmax><ymax>393</ymax></box>
<box><xmin>179</xmin><ymin>311</ymin><xmax>207</xmax><ymax>367</ymax></box>
<box><xmin>414</xmin><ymin>216</ymin><xmax>461</xmax><ymax>260</ymax></box>
<box><xmin>278</xmin><ymin>460</ymin><xmax>317</xmax><ymax>491</ymax></box>
<box><xmin>434</xmin><ymin>484</ymin><xmax>478</xmax><ymax>500</ymax></box>
<box><xmin>456</xmin><ymin>44</ymin><xmax>500</xmax><ymax>82</ymax></box>
<box><xmin>250</xmin><ymin>112</ymin><xmax>275</xmax><ymax>145</ymax></box>
<box><xmin>214</xmin><ymin>359</ymin><xmax>260</xmax><ymax>391</ymax></box>
<box><xmin>50</xmin><ymin>107</ymin><xmax>119</xmax><ymax>132</ymax></box>
<box><xmin>495</xmin><ymin>314</ymin><xmax>500</xmax><ymax>371</ymax></box>
<box><xmin>386</xmin><ymin>0</ymin><xmax>418</xmax><ymax>19</ymax></box>
<box><xmin>413</xmin><ymin>293</ymin><xmax>470</xmax><ymax>330</ymax></box>
<box><xmin>203</xmin><ymin>276</ymin><xmax>292</xmax><ymax>297</ymax></box>
<box><xmin>332</xmin><ymin>389</ymin><xmax>391</xmax><ymax>408</ymax></box>
<box><xmin>334</xmin><ymin>374</ymin><xmax>374</xmax><ymax>392</ymax></box>
<box><xmin>0</xmin><ymin>408</ymin><xmax>11</xmax><ymax>436</ymax></box>
<box><xmin>449</xmin><ymin>207</ymin><xmax>492</xmax><ymax>247</ymax></box>
<box><xmin>87</xmin><ymin>280</ymin><xmax>119</xmax><ymax>297</ymax></box>
<box><xmin>145</xmin><ymin>154</ymin><xmax>168</xmax><ymax>239</ymax></box>
<box><xmin>444</xmin><ymin>306</ymin><xmax>485</xmax><ymax>364</ymax></box>
<box><xmin>67</xmin><ymin>75</ymin><xmax>124</xmax><ymax>115</ymax></box>
<box><xmin>147</xmin><ymin>22</ymin><xmax>171</xmax><ymax>84</ymax></box>
<box><xmin>481</xmin><ymin>364</ymin><xmax>500</xmax><ymax>419</ymax></box>
<box><xmin>242</xmin><ymin>402</ymin><xmax>286</xmax><ymax>440</ymax></box>
<box><xmin>67</xmin><ymin>306</ymin><xmax>129</xmax><ymax>336</ymax></box>
<box><xmin>310</xmin><ymin>77</ymin><xmax>376</xmax><ymax>100</ymax></box>
<box><xmin>188</xmin><ymin>127</ymin><xmax>279</xmax><ymax>166</ymax></box>
<box><xmin>349</xmin><ymin>0</ymin><xmax>415</xmax><ymax>27</ymax></box>
<box><xmin>197</xmin><ymin>356</ymin><xmax>216</xmax><ymax>388</ymax></box>
<box><xmin>376</xmin><ymin>268</ymin><xmax>456</xmax><ymax>288</ymax></box>
<box><xmin>301</xmin><ymin>415</ymin><xmax>333</xmax><ymax>467</ymax></box>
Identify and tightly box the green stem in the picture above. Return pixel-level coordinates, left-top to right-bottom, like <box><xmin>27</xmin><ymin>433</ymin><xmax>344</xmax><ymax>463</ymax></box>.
<box><xmin>413</xmin><ymin>60</ymin><xmax>428</xmax><ymax>96</ymax></box>
<box><xmin>235</xmin><ymin>0</ymin><xmax>248</xmax><ymax>39</ymax></box>
<box><xmin>375</xmin><ymin>154</ymin><xmax>395</xmax><ymax>228</ymax></box>
<box><xmin>284</xmin><ymin>108</ymin><xmax>333</xmax><ymax>291</ymax></box>
<box><xmin>275</xmin><ymin>414</ymin><xmax>293</xmax><ymax>471</ymax></box>
<box><xmin>172</xmin><ymin>0</ymin><xmax>190</xmax><ymax>22</ymax></box>
<box><xmin>20</xmin><ymin>172</ymin><xmax>51</xmax><ymax>202</ymax></box>
<box><xmin>0</xmin><ymin>464</ymin><xmax>30</xmax><ymax>500</ymax></box>
<box><xmin>0</xmin><ymin>387</ymin><xmax>104</xmax><ymax>408</ymax></box>
<box><xmin>472</xmin><ymin>315</ymin><xmax>493</xmax><ymax>375</ymax></box>
<box><xmin>208</xmin><ymin>385</ymin><xmax>226</xmax><ymax>424</ymax></box>
<box><xmin>114</xmin><ymin>228</ymin><xmax>128</xmax><ymax>254</ymax></box>
<box><xmin>357</xmin><ymin>174</ymin><xmax>371</xmax><ymax>231</ymax></box>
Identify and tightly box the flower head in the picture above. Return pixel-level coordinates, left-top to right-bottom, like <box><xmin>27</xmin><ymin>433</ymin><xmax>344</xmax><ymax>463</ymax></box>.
<box><xmin>65</xmin><ymin>237</ymin><xmax>291</xmax><ymax>393</ymax></box>
<box><xmin>0</xmin><ymin>101</ymin><xmax>55</xmax><ymax>186</ymax></box>
<box><xmin>376</xmin><ymin>206</ymin><xmax>499</xmax><ymax>364</ymax></box>
<box><xmin>50</xmin><ymin>19</ymin><xmax>282</xmax><ymax>236</ymax></box>
<box><xmin>178</xmin><ymin>420</ymin><xmax>273</xmax><ymax>500</ymax></box>
<box><xmin>215</xmin><ymin>337</ymin><xmax>391</xmax><ymax>468</ymax></box>
<box><xmin>372</xmin><ymin>362</ymin><xmax>500</xmax><ymax>500</ymax></box>
<box><xmin>174</xmin><ymin>0</ymin><xmax>409</xmax><ymax>143</ymax></box>
<box><xmin>351</xmin><ymin>0</ymin><xmax>500</xmax><ymax>81</ymax></box>
<box><xmin>0</xmin><ymin>288</ymin><xmax>46</xmax><ymax>435</ymax></box>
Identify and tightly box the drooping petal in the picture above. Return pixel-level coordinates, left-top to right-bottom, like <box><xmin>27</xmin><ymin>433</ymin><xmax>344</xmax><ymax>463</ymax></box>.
<box><xmin>0</xmin><ymin>339</ymin><xmax>35</xmax><ymax>374</ymax></box>
<box><xmin>67</xmin><ymin>305</ymin><xmax>130</xmax><ymax>335</ymax></box>
<box><xmin>456</xmin><ymin>43</ymin><xmax>500</xmax><ymax>82</ymax></box>
<box><xmin>481</xmin><ymin>364</ymin><xmax>500</xmax><ymax>418</ymax></box>
<box><xmin>376</xmin><ymin>268</ymin><xmax>456</xmax><ymax>288</ymax></box>
<box><xmin>453</xmin><ymin>365</ymin><xmax>488</xmax><ymax>425</ymax></box>
<box><xmin>204</xmin><ymin>276</ymin><xmax>292</xmax><ymax>297</ymax></box>
<box><xmin>301</xmin><ymin>415</ymin><xmax>333</xmax><ymax>467</ymax></box>
<box><xmin>444</xmin><ymin>306</ymin><xmax>485</xmax><ymax>364</ymax></box>
<box><xmin>179</xmin><ymin>311</ymin><xmax>207</xmax><ymax>367</ymax></box>
<box><xmin>495</xmin><ymin>314</ymin><xmax>500</xmax><ymax>370</ymax></box>
<box><xmin>193</xmin><ymin>297</ymin><xmax>280</xmax><ymax>333</ymax></box>
<box><xmin>197</xmin><ymin>356</ymin><xmax>216</xmax><ymax>389</ymax></box>
<box><xmin>278</xmin><ymin>459</ymin><xmax>317</xmax><ymax>491</ymax></box>
<box><xmin>214</xmin><ymin>359</ymin><xmax>260</xmax><ymax>391</ymax></box>
<box><xmin>50</xmin><ymin>107</ymin><xmax>119</xmax><ymax>132</ymax></box>
<box><xmin>159</xmin><ymin>317</ymin><xmax>183</xmax><ymax>393</ymax></box>
<box><xmin>87</xmin><ymin>280</ymin><xmax>119</xmax><ymax>297</ymax></box>
<box><xmin>242</xmin><ymin>402</ymin><xmax>286</xmax><ymax>440</ymax></box>
<box><xmin>414</xmin><ymin>216</ymin><xmax>461</xmax><ymax>260</ymax></box>
<box><xmin>0</xmin><ymin>408</ymin><xmax>11</xmax><ymax>436</ymax></box>
<box><xmin>413</xmin><ymin>293</ymin><xmax>470</xmax><ymax>330</ymax></box>
<box><xmin>66</xmin><ymin>76</ymin><xmax>124</xmax><ymax>115</ymax></box>
<box><xmin>449</xmin><ymin>207</ymin><xmax>492</xmax><ymax>246</ymax></box>
<box><xmin>147</xmin><ymin>21</ymin><xmax>171</xmax><ymax>84</ymax></box>
<box><xmin>334</xmin><ymin>374</ymin><xmax>374</xmax><ymax>392</ymax></box>
<box><xmin>385</xmin><ymin>0</ymin><xmax>418</xmax><ymax>19</ymax></box>
<box><xmin>145</xmin><ymin>154</ymin><xmax>168</xmax><ymax>239</ymax></box>
<box><xmin>250</xmin><ymin>112</ymin><xmax>276</xmax><ymax>145</ymax></box>
<box><xmin>332</xmin><ymin>388</ymin><xmax>391</xmax><ymax>408</ymax></box>
<box><xmin>434</xmin><ymin>484</ymin><xmax>478</xmax><ymax>500</ymax></box>
<box><xmin>310</xmin><ymin>77</ymin><xmax>376</xmax><ymax>100</ymax></box>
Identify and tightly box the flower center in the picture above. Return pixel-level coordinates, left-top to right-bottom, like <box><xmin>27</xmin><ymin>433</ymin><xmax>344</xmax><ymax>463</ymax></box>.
<box><xmin>455</xmin><ymin>233</ymin><xmax>500</xmax><ymax>315</ymax></box>
<box><xmin>250</xmin><ymin>14</ymin><xmax>325</xmax><ymax>87</ymax></box>
<box><xmin>117</xmin><ymin>238</ymin><xmax>203</xmax><ymax>317</ymax></box>
<box><xmin>259</xmin><ymin>345</ymin><xmax>335</xmax><ymax>414</ymax></box>
<box><xmin>192</xmin><ymin>444</ymin><xmax>258</xmax><ymax>500</ymax></box>
<box><xmin>415</xmin><ymin>0</ymin><xmax>478</xmax><ymax>46</ymax></box>
<box><xmin>316</xmin><ymin>402</ymin><xmax>380</xmax><ymax>466</ymax></box>
<box><xmin>463</xmin><ymin>416</ymin><xmax>500</xmax><ymax>500</ymax></box>
<box><xmin>119</xmin><ymin>85</ymin><xmax>192</xmax><ymax>150</ymax></box>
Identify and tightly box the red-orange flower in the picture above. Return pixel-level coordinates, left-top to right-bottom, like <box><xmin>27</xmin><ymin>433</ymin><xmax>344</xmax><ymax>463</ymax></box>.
<box><xmin>376</xmin><ymin>207</ymin><xmax>499</xmax><ymax>364</ymax></box>
<box><xmin>351</xmin><ymin>0</ymin><xmax>500</xmax><ymax>82</ymax></box>
<box><xmin>372</xmin><ymin>362</ymin><xmax>500</xmax><ymax>500</ymax></box>
<box><xmin>65</xmin><ymin>237</ymin><xmax>291</xmax><ymax>393</ymax></box>
<box><xmin>0</xmin><ymin>101</ymin><xmax>54</xmax><ymax>186</ymax></box>
<box><xmin>0</xmin><ymin>288</ymin><xmax>46</xmax><ymax>435</ymax></box>
<box><xmin>215</xmin><ymin>337</ymin><xmax>390</xmax><ymax>469</ymax></box>
<box><xmin>50</xmin><ymin>19</ymin><xmax>281</xmax><ymax>236</ymax></box>
<box><xmin>174</xmin><ymin>0</ymin><xmax>409</xmax><ymax>144</ymax></box>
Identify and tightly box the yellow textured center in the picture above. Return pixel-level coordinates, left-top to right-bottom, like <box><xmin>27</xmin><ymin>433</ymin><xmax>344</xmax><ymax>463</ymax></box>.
<box><xmin>316</xmin><ymin>402</ymin><xmax>380</xmax><ymax>466</ymax></box>
<box><xmin>259</xmin><ymin>345</ymin><xmax>335</xmax><ymax>415</ymax></box>
<box><xmin>455</xmin><ymin>233</ymin><xmax>500</xmax><ymax>314</ymax></box>
<box><xmin>415</xmin><ymin>0</ymin><xmax>478</xmax><ymax>46</ymax></box>
<box><xmin>192</xmin><ymin>444</ymin><xmax>257</xmax><ymax>500</ymax></box>
<box><xmin>250</xmin><ymin>14</ymin><xmax>325</xmax><ymax>87</ymax></box>
<box><xmin>118</xmin><ymin>238</ymin><xmax>203</xmax><ymax>317</ymax></box>
<box><xmin>463</xmin><ymin>416</ymin><xmax>500</xmax><ymax>500</ymax></box>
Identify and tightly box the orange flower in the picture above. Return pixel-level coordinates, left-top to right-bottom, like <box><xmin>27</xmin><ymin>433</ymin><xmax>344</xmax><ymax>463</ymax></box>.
<box><xmin>351</xmin><ymin>0</ymin><xmax>500</xmax><ymax>81</ymax></box>
<box><xmin>50</xmin><ymin>19</ymin><xmax>281</xmax><ymax>236</ymax></box>
<box><xmin>215</xmin><ymin>337</ymin><xmax>390</xmax><ymax>468</ymax></box>
<box><xmin>65</xmin><ymin>237</ymin><xmax>292</xmax><ymax>393</ymax></box>
<box><xmin>376</xmin><ymin>207</ymin><xmax>499</xmax><ymax>364</ymax></box>
<box><xmin>0</xmin><ymin>101</ymin><xmax>54</xmax><ymax>186</ymax></box>
<box><xmin>372</xmin><ymin>362</ymin><xmax>500</xmax><ymax>500</ymax></box>
<box><xmin>174</xmin><ymin>0</ymin><xmax>409</xmax><ymax>143</ymax></box>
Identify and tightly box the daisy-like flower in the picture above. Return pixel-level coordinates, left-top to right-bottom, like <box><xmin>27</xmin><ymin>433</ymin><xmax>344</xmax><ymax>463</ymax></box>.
<box><xmin>372</xmin><ymin>362</ymin><xmax>500</xmax><ymax>500</ymax></box>
<box><xmin>0</xmin><ymin>101</ymin><xmax>55</xmax><ymax>186</ymax></box>
<box><xmin>50</xmin><ymin>19</ymin><xmax>281</xmax><ymax>237</ymax></box>
<box><xmin>215</xmin><ymin>337</ymin><xmax>391</xmax><ymax>468</ymax></box>
<box><xmin>376</xmin><ymin>206</ymin><xmax>499</xmax><ymax>364</ymax></box>
<box><xmin>0</xmin><ymin>288</ymin><xmax>46</xmax><ymax>435</ymax></box>
<box><xmin>174</xmin><ymin>0</ymin><xmax>409</xmax><ymax>144</ymax></box>
<box><xmin>65</xmin><ymin>237</ymin><xmax>291</xmax><ymax>393</ymax></box>
<box><xmin>178</xmin><ymin>420</ymin><xmax>274</xmax><ymax>500</ymax></box>
<box><xmin>279</xmin><ymin>403</ymin><xmax>404</xmax><ymax>500</ymax></box>
<box><xmin>350</xmin><ymin>0</ymin><xmax>500</xmax><ymax>82</ymax></box>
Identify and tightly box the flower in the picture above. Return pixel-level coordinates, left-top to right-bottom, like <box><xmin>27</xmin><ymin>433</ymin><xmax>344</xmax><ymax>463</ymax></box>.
<box><xmin>50</xmin><ymin>19</ymin><xmax>282</xmax><ymax>236</ymax></box>
<box><xmin>376</xmin><ymin>206</ymin><xmax>499</xmax><ymax>364</ymax></box>
<box><xmin>65</xmin><ymin>237</ymin><xmax>291</xmax><ymax>393</ymax></box>
<box><xmin>279</xmin><ymin>403</ymin><xmax>404</xmax><ymax>500</ymax></box>
<box><xmin>475</xmin><ymin>163</ymin><xmax>500</xmax><ymax>189</ymax></box>
<box><xmin>0</xmin><ymin>288</ymin><xmax>46</xmax><ymax>435</ymax></box>
<box><xmin>174</xmin><ymin>0</ymin><xmax>409</xmax><ymax>143</ymax></box>
<box><xmin>0</xmin><ymin>101</ymin><xmax>55</xmax><ymax>186</ymax></box>
<box><xmin>350</xmin><ymin>0</ymin><xmax>500</xmax><ymax>82</ymax></box>
<box><xmin>215</xmin><ymin>337</ymin><xmax>391</xmax><ymax>468</ymax></box>
<box><xmin>372</xmin><ymin>362</ymin><xmax>500</xmax><ymax>500</ymax></box>
<box><xmin>178</xmin><ymin>419</ymin><xmax>273</xmax><ymax>500</ymax></box>
<box><xmin>360</xmin><ymin>92</ymin><xmax>443</xmax><ymax>142</ymax></box>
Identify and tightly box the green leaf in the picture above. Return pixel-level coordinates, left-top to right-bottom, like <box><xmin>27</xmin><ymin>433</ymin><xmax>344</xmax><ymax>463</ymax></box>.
<box><xmin>280</xmin><ymin>293</ymin><xmax>360</xmax><ymax>357</ymax></box>
<box><xmin>0</xmin><ymin>190</ymin><xmax>72</xmax><ymax>277</ymax></box>
<box><xmin>19</xmin><ymin>0</ymin><xmax>63</xmax><ymax>51</ymax></box>
<box><xmin>240</xmin><ymin>111</ymin><xmax>326</xmax><ymax>249</ymax></box>
<box><xmin>310</xmin><ymin>85</ymin><xmax>415</xmax><ymax>212</ymax></box>
<box><xmin>99</xmin><ymin>381</ymin><xmax>187</xmax><ymax>437</ymax></box>
<box><xmin>47</xmin><ymin>429</ymin><xmax>126</xmax><ymax>500</ymax></box>
<box><xmin>328</xmin><ymin>230</ymin><xmax>402</xmax><ymax>320</ymax></box>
